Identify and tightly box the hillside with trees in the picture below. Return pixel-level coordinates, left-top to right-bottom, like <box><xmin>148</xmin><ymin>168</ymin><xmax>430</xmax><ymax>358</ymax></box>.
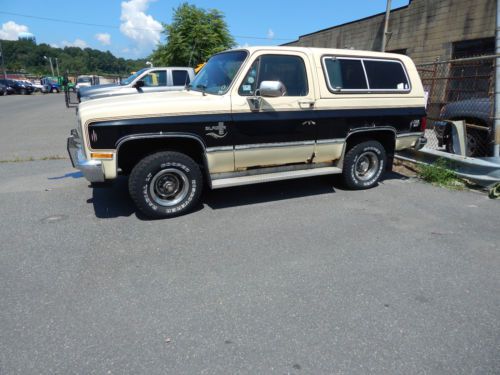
<box><xmin>1</xmin><ymin>3</ymin><xmax>235</xmax><ymax>77</ymax></box>
<box><xmin>1</xmin><ymin>39</ymin><xmax>146</xmax><ymax>76</ymax></box>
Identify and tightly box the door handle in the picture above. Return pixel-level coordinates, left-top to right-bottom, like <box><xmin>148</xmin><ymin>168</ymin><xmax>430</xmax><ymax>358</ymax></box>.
<box><xmin>298</xmin><ymin>99</ymin><xmax>315</xmax><ymax>109</ymax></box>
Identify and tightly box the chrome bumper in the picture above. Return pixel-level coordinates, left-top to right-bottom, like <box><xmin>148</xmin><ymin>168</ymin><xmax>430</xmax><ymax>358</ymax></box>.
<box><xmin>67</xmin><ymin>129</ymin><xmax>105</xmax><ymax>183</ymax></box>
<box><xmin>414</xmin><ymin>136</ymin><xmax>427</xmax><ymax>150</ymax></box>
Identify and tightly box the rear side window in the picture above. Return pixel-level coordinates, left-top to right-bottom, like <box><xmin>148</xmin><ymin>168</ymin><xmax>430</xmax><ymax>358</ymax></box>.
<box><xmin>172</xmin><ymin>70</ymin><xmax>190</xmax><ymax>86</ymax></box>
<box><xmin>364</xmin><ymin>60</ymin><xmax>409</xmax><ymax>90</ymax></box>
<box><xmin>324</xmin><ymin>58</ymin><xmax>367</xmax><ymax>90</ymax></box>
<box><xmin>323</xmin><ymin>56</ymin><xmax>410</xmax><ymax>92</ymax></box>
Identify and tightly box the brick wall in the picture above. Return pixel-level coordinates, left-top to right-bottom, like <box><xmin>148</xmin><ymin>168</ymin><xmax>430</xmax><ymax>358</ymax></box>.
<box><xmin>287</xmin><ymin>0</ymin><xmax>495</xmax><ymax>64</ymax></box>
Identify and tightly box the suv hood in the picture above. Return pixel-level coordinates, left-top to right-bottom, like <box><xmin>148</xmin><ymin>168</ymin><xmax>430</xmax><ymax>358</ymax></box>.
<box><xmin>79</xmin><ymin>83</ymin><xmax>120</xmax><ymax>96</ymax></box>
<box><xmin>78</xmin><ymin>90</ymin><xmax>230</xmax><ymax>125</ymax></box>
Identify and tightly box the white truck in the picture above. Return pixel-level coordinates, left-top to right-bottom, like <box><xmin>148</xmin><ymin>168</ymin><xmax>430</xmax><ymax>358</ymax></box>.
<box><xmin>77</xmin><ymin>67</ymin><xmax>195</xmax><ymax>101</ymax></box>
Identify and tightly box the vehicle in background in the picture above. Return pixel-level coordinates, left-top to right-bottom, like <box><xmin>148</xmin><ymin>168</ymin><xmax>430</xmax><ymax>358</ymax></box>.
<box><xmin>66</xmin><ymin>80</ymin><xmax>76</xmax><ymax>92</ymax></box>
<box><xmin>0</xmin><ymin>79</ymin><xmax>34</xmax><ymax>95</ymax></box>
<box><xmin>78</xmin><ymin>67</ymin><xmax>194</xmax><ymax>101</ymax></box>
<box><xmin>75</xmin><ymin>75</ymin><xmax>115</xmax><ymax>91</ymax></box>
<box><xmin>41</xmin><ymin>77</ymin><xmax>61</xmax><ymax>93</ymax></box>
<box><xmin>0</xmin><ymin>81</ymin><xmax>14</xmax><ymax>95</ymax></box>
<box><xmin>75</xmin><ymin>75</ymin><xmax>97</xmax><ymax>91</ymax></box>
<box><xmin>0</xmin><ymin>83</ymin><xmax>7</xmax><ymax>95</ymax></box>
<box><xmin>434</xmin><ymin>97</ymin><xmax>491</xmax><ymax>157</ymax></box>
<box><xmin>23</xmin><ymin>80</ymin><xmax>48</xmax><ymax>93</ymax></box>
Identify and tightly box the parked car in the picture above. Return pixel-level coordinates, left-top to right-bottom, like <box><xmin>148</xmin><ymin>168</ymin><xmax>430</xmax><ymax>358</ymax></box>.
<box><xmin>0</xmin><ymin>81</ymin><xmax>13</xmax><ymax>95</ymax></box>
<box><xmin>23</xmin><ymin>81</ymin><xmax>50</xmax><ymax>94</ymax></box>
<box><xmin>68</xmin><ymin>46</ymin><xmax>427</xmax><ymax>218</ymax></box>
<box><xmin>77</xmin><ymin>67</ymin><xmax>194</xmax><ymax>101</ymax></box>
<box><xmin>0</xmin><ymin>83</ymin><xmax>7</xmax><ymax>95</ymax></box>
<box><xmin>0</xmin><ymin>79</ymin><xmax>34</xmax><ymax>95</ymax></box>
<box><xmin>75</xmin><ymin>75</ymin><xmax>115</xmax><ymax>91</ymax></box>
<box><xmin>40</xmin><ymin>77</ymin><xmax>61</xmax><ymax>93</ymax></box>
<box><xmin>434</xmin><ymin>97</ymin><xmax>491</xmax><ymax>156</ymax></box>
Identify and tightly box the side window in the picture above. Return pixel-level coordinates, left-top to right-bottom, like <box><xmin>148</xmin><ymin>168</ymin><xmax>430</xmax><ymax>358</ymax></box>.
<box><xmin>363</xmin><ymin>60</ymin><xmax>409</xmax><ymax>90</ymax></box>
<box><xmin>324</xmin><ymin>58</ymin><xmax>367</xmax><ymax>90</ymax></box>
<box><xmin>143</xmin><ymin>71</ymin><xmax>167</xmax><ymax>86</ymax></box>
<box><xmin>172</xmin><ymin>70</ymin><xmax>190</xmax><ymax>86</ymax></box>
<box><xmin>238</xmin><ymin>59</ymin><xmax>259</xmax><ymax>96</ymax></box>
<box><xmin>239</xmin><ymin>54</ymin><xmax>308</xmax><ymax>96</ymax></box>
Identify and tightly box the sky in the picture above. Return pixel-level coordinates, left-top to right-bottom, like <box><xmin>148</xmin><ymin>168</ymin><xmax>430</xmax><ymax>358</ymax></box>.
<box><xmin>0</xmin><ymin>0</ymin><xmax>409</xmax><ymax>59</ymax></box>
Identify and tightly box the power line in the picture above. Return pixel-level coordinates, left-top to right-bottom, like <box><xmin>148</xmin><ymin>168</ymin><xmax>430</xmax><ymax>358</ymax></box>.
<box><xmin>0</xmin><ymin>11</ymin><xmax>295</xmax><ymax>41</ymax></box>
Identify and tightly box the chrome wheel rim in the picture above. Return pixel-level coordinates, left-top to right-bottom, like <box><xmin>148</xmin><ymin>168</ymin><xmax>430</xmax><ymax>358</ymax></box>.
<box><xmin>149</xmin><ymin>168</ymin><xmax>189</xmax><ymax>207</ymax></box>
<box><xmin>355</xmin><ymin>151</ymin><xmax>379</xmax><ymax>181</ymax></box>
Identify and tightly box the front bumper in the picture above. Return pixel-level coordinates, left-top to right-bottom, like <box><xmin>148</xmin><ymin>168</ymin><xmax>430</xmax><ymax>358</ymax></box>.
<box><xmin>67</xmin><ymin>129</ymin><xmax>105</xmax><ymax>183</ymax></box>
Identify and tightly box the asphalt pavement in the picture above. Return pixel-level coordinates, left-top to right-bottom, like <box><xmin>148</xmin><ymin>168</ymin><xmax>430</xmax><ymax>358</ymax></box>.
<box><xmin>0</xmin><ymin>95</ymin><xmax>499</xmax><ymax>374</ymax></box>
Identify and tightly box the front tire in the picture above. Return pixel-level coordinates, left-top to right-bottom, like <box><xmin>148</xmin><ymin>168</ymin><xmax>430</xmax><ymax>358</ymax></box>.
<box><xmin>128</xmin><ymin>151</ymin><xmax>203</xmax><ymax>218</ymax></box>
<box><xmin>342</xmin><ymin>140</ymin><xmax>386</xmax><ymax>189</ymax></box>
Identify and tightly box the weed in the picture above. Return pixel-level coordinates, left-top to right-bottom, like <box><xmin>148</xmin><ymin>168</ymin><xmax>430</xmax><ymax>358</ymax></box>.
<box><xmin>418</xmin><ymin>158</ymin><xmax>464</xmax><ymax>189</ymax></box>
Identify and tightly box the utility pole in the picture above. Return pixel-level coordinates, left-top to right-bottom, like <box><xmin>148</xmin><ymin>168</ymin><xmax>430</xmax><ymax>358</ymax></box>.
<box><xmin>495</xmin><ymin>0</ymin><xmax>500</xmax><ymax>157</ymax></box>
<box><xmin>44</xmin><ymin>55</ymin><xmax>55</xmax><ymax>76</ymax></box>
<box><xmin>55</xmin><ymin>58</ymin><xmax>60</xmax><ymax>76</ymax></box>
<box><xmin>381</xmin><ymin>0</ymin><xmax>392</xmax><ymax>52</ymax></box>
<box><xmin>0</xmin><ymin>39</ymin><xmax>7</xmax><ymax>79</ymax></box>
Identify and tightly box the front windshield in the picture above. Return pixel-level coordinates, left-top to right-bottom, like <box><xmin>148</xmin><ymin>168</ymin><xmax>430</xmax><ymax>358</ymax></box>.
<box><xmin>122</xmin><ymin>68</ymin><xmax>148</xmax><ymax>85</ymax></box>
<box><xmin>190</xmin><ymin>50</ymin><xmax>247</xmax><ymax>95</ymax></box>
<box><xmin>77</xmin><ymin>77</ymin><xmax>92</xmax><ymax>83</ymax></box>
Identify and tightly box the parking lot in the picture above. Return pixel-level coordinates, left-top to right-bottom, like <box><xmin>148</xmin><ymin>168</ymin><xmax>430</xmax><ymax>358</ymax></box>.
<box><xmin>0</xmin><ymin>94</ymin><xmax>499</xmax><ymax>374</ymax></box>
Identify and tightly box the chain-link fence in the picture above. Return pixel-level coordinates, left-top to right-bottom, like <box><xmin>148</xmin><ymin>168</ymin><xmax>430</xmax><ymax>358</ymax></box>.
<box><xmin>416</xmin><ymin>55</ymin><xmax>495</xmax><ymax>157</ymax></box>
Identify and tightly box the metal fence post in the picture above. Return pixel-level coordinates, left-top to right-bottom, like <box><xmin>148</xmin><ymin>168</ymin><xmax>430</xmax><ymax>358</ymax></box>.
<box><xmin>495</xmin><ymin>0</ymin><xmax>500</xmax><ymax>156</ymax></box>
<box><xmin>0</xmin><ymin>40</ymin><xmax>7</xmax><ymax>80</ymax></box>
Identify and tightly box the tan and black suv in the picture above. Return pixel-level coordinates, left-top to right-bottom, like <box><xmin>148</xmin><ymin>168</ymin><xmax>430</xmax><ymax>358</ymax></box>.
<box><xmin>68</xmin><ymin>46</ymin><xmax>427</xmax><ymax>218</ymax></box>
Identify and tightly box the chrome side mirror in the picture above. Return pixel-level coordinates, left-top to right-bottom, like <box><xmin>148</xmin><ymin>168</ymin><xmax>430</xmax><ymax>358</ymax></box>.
<box><xmin>247</xmin><ymin>80</ymin><xmax>286</xmax><ymax>111</ymax></box>
<box><xmin>259</xmin><ymin>80</ymin><xmax>286</xmax><ymax>97</ymax></box>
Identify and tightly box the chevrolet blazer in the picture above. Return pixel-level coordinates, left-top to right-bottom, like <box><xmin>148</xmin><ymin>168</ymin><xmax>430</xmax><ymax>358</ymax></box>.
<box><xmin>68</xmin><ymin>46</ymin><xmax>427</xmax><ymax>218</ymax></box>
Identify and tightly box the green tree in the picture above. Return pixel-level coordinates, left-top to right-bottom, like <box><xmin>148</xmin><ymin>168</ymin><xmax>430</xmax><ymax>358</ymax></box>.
<box><xmin>151</xmin><ymin>3</ymin><xmax>234</xmax><ymax>67</ymax></box>
<box><xmin>1</xmin><ymin>39</ymin><xmax>146</xmax><ymax>76</ymax></box>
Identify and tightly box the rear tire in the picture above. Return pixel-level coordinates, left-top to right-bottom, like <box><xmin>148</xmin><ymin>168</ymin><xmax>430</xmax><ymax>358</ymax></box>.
<box><xmin>128</xmin><ymin>151</ymin><xmax>203</xmax><ymax>218</ymax></box>
<box><xmin>342</xmin><ymin>140</ymin><xmax>386</xmax><ymax>189</ymax></box>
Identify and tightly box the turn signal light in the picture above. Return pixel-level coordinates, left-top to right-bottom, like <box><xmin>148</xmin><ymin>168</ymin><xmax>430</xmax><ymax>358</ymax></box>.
<box><xmin>90</xmin><ymin>152</ymin><xmax>114</xmax><ymax>159</ymax></box>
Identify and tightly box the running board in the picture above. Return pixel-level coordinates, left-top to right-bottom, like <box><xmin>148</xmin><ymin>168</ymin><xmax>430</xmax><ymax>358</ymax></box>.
<box><xmin>211</xmin><ymin>166</ymin><xmax>342</xmax><ymax>189</ymax></box>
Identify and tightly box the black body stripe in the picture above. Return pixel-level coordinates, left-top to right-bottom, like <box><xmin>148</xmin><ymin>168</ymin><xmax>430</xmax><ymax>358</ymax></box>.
<box><xmin>88</xmin><ymin>107</ymin><xmax>426</xmax><ymax>150</ymax></box>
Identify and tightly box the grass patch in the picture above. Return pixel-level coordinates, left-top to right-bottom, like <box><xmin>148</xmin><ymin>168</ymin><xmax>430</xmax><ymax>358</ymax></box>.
<box><xmin>417</xmin><ymin>158</ymin><xmax>464</xmax><ymax>189</ymax></box>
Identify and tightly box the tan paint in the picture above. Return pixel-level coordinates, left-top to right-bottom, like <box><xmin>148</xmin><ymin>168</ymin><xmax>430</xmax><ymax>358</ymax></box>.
<box><xmin>395</xmin><ymin>135</ymin><xmax>418</xmax><ymax>150</ymax></box>
<box><xmin>314</xmin><ymin>142</ymin><xmax>345</xmax><ymax>163</ymax></box>
<box><xmin>235</xmin><ymin>144</ymin><xmax>314</xmax><ymax>170</ymax></box>
<box><xmin>206</xmin><ymin>150</ymin><xmax>234</xmax><ymax>173</ymax></box>
<box><xmin>101</xmin><ymin>158</ymin><xmax>117</xmax><ymax>179</ymax></box>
